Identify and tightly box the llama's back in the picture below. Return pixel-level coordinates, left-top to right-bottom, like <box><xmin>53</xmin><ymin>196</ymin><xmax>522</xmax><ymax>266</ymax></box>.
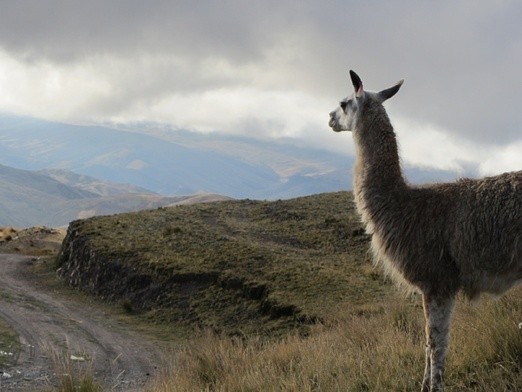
<box><xmin>448</xmin><ymin>170</ymin><xmax>522</xmax><ymax>297</ymax></box>
<box><xmin>368</xmin><ymin>170</ymin><xmax>521</xmax><ymax>297</ymax></box>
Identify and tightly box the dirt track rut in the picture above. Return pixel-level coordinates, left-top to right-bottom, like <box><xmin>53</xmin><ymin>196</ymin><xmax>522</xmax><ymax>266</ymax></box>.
<box><xmin>0</xmin><ymin>254</ymin><xmax>160</xmax><ymax>391</ymax></box>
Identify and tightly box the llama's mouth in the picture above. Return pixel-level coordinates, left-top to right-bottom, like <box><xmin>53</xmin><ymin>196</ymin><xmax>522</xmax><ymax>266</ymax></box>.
<box><xmin>329</xmin><ymin>120</ymin><xmax>344</xmax><ymax>132</ymax></box>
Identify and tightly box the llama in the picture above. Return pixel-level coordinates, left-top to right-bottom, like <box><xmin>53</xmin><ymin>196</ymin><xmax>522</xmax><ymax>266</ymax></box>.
<box><xmin>328</xmin><ymin>70</ymin><xmax>522</xmax><ymax>392</ymax></box>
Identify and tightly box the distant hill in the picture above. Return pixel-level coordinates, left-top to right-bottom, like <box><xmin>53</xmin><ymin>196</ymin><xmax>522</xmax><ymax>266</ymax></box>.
<box><xmin>0</xmin><ymin>163</ymin><xmax>229</xmax><ymax>227</ymax></box>
<box><xmin>38</xmin><ymin>168</ymin><xmax>155</xmax><ymax>196</ymax></box>
<box><xmin>0</xmin><ymin>115</ymin><xmax>457</xmax><ymax>200</ymax></box>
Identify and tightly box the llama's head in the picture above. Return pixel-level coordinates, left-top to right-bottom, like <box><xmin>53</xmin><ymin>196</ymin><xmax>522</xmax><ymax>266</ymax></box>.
<box><xmin>328</xmin><ymin>70</ymin><xmax>404</xmax><ymax>133</ymax></box>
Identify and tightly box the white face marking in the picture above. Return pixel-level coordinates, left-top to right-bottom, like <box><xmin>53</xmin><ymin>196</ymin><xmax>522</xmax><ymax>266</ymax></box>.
<box><xmin>328</xmin><ymin>95</ymin><xmax>359</xmax><ymax>132</ymax></box>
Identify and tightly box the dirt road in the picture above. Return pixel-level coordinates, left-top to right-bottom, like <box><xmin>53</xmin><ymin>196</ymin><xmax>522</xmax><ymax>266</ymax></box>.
<box><xmin>0</xmin><ymin>253</ymin><xmax>161</xmax><ymax>391</ymax></box>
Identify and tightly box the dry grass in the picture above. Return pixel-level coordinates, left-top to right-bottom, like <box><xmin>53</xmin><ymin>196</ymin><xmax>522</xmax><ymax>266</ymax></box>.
<box><xmin>147</xmin><ymin>287</ymin><xmax>521</xmax><ymax>392</ymax></box>
<box><xmin>0</xmin><ymin>226</ymin><xmax>65</xmax><ymax>256</ymax></box>
<box><xmin>44</xmin><ymin>345</ymin><xmax>102</xmax><ymax>392</ymax></box>
<box><xmin>447</xmin><ymin>290</ymin><xmax>522</xmax><ymax>390</ymax></box>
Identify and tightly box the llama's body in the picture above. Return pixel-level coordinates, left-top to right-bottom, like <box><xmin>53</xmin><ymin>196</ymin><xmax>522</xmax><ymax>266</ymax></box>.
<box><xmin>362</xmin><ymin>171</ymin><xmax>522</xmax><ymax>300</ymax></box>
<box><xmin>329</xmin><ymin>70</ymin><xmax>521</xmax><ymax>392</ymax></box>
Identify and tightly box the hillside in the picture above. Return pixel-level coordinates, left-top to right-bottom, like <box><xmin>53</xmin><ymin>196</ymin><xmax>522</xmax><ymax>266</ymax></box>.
<box><xmin>57</xmin><ymin>192</ymin><xmax>393</xmax><ymax>335</ymax></box>
<box><xmin>38</xmin><ymin>168</ymin><xmax>154</xmax><ymax>196</ymax></box>
<box><xmin>0</xmin><ymin>163</ymin><xmax>230</xmax><ymax>227</ymax></box>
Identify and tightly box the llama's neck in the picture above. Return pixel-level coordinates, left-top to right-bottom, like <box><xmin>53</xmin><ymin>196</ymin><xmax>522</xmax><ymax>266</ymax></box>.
<box><xmin>352</xmin><ymin>109</ymin><xmax>407</xmax><ymax>228</ymax></box>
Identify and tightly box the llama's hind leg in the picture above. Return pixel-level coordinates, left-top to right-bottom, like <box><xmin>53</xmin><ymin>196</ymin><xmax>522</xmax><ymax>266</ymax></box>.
<box><xmin>421</xmin><ymin>293</ymin><xmax>455</xmax><ymax>392</ymax></box>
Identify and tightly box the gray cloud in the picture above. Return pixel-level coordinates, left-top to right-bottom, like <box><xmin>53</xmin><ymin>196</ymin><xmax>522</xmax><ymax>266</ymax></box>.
<box><xmin>0</xmin><ymin>1</ymin><xmax>291</xmax><ymax>62</ymax></box>
<box><xmin>0</xmin><ymin>0</ymin><xmax>520</xmax><ymax>172</ymax></box>
<box><xmin>311</xmin><ymin>1</ymin><xmax>522</xmax><ymax>145</ymax></box>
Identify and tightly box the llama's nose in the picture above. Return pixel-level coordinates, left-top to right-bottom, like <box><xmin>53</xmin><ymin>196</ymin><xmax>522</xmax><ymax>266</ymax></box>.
<box><xmin>328</xmin><ymin>112</ymin><xmax>336</xmax><ymax>127</ymax></box>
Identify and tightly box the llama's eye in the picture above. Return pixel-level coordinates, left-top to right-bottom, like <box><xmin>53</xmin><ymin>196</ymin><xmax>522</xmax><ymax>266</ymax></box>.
<box><xmin>340</xmin><ymin>101</ymin><xmax>348</xmax><ymax>111</ymax></box>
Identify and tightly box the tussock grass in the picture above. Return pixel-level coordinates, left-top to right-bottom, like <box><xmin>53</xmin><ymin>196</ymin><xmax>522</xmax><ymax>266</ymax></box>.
<box><xmin>45</xmin><ymin>345</ymin><xmax>102</xmax><ymax>392</ymax></box>
<box><xmin>148</xmin><ymin>288</ymin><xmax>521</xmax><ymax>392</ymax></box>
<box><xmin>446</xmin><ymin>290</ymin><xmax>522</xmax><ymax>390</ymax></box>
<box><xmin>147</xmin><ymin>300</ymin><xmax>423</xmax><ymax>392</ymax></box>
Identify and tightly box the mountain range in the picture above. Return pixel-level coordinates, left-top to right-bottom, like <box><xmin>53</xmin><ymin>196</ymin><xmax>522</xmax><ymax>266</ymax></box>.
<box><xmin>0</xmin><ymin>114</ymin><xmax>457</xmax><ymax>226</ymax></box>
<box><xmin>0</xmin><ymin>115</ymin><xmax>349</xmax><ymax>199</ymax></box>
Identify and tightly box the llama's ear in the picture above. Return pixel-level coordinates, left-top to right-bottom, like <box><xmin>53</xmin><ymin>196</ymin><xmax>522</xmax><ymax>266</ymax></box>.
<box><xmin>378</xmin><ymin>80</ymin><xmax>404</xmax><ymax>102</ymax></box>
<box><xmin>350</xmin><ymin>70</ymin><xmax>364</xmax><ymax>98</ymax></box>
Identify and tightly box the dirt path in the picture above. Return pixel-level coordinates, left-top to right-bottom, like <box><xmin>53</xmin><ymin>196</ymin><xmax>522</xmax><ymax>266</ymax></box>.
<box><xmin>0</xmin><ymin>253</ymin><xmax>162</xmax><ymax>391</ymax></box>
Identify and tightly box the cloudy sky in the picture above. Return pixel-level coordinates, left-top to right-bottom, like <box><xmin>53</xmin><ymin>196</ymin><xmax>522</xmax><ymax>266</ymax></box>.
<box><xmin>0</xmin><ymin>0</ymin><xmax>520</xmax><ymax>176</ymax></box>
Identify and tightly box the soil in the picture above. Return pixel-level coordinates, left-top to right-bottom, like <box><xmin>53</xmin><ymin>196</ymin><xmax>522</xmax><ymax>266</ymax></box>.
<box><xmin>0</xmin><ymin>230</ymin><xmax>165</xmax><ymax>391</ymax></box>
<box><xmin>0</xmin><ymin>227</ymin><xmax>66</xmax><ymax>257</ymax></box>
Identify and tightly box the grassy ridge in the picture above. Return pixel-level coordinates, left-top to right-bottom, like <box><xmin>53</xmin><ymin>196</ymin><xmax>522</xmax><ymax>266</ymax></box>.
<box><xmin>59</xmin><ymin>192</ymin><xmax>393</xmax><ymax>335</ymax></box>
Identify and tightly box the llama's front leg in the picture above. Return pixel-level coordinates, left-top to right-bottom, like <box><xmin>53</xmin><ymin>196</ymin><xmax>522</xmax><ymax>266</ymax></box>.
<box><xmin>421</xmin><ymin>293</ymin><xmax>455</xmax><ymax>392</ymax></box>
<box><xmin>421</xmin><ymin>296</ymin><xmax>432</xmax><ymax>392</ymax></box>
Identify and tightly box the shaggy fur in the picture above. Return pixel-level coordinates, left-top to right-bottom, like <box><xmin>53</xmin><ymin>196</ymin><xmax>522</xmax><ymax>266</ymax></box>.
<box><xmin>329</xmin><ymin>70</ymin><xmax>521</xmax><ymax>392</ymax></box>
